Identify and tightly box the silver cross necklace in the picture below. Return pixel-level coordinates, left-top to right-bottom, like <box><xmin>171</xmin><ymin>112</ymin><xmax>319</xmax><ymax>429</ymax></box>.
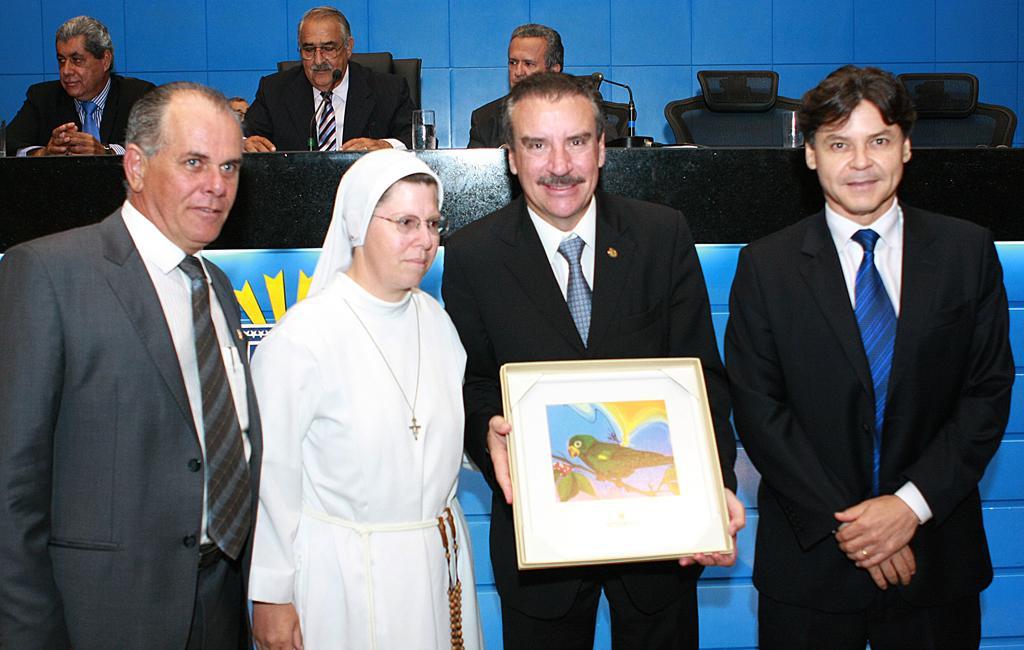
<box><xmin>342</xmin><ymin>295</ymin><xmax>422</xmax><ymax>440</ymax></box>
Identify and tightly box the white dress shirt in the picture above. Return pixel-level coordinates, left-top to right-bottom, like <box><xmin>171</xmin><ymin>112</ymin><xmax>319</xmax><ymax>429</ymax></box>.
<box><xmin>121</xmin><ymin>200</ymin><xmax>251</xmax><ymax>542</ymax></box>
<box><xmin>311</xmin><ymin>66</ymin><xmax>405</xmax><ymax>151</ymax></box>
<box><xmin>527</xmin><ymin>198</ymin><xmax>598</xmax><ymax>298</ymax></box>
<box><xmin>825</xmin><ymin>198</ymin><xmax>932</xmax><ymax>524</ymax></box>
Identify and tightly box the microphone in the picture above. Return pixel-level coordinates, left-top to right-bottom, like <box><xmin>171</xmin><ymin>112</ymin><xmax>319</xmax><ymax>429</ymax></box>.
<box><xmin>308</xmin><ymin>69</ymin><xmax>343</xmax><ymax>151</ymax></box>
<box><xmin>589</xmin><ymin>72</ymin><xmax>654</xmax><ymax>147</ymax></box>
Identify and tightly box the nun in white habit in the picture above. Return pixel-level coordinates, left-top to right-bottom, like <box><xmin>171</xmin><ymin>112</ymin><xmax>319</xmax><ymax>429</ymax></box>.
<box><xmin>248</xmin><ymin>150</ymin><xmax>482</xmax><ymax>650</ymax></box>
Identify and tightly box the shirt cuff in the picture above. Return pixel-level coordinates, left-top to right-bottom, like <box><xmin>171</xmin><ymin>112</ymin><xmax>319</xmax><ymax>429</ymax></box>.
<box><xmin>17</xmin><ymin>146</ymin><xmax>43</xmax><ymax>157</ymax></box>
<box><xmin>384</xmin><ymin>138</ymin><xmax>406</xmax><ymax>150</ymax></box>
<box><xmin>108</xmin><ymin>143</ymin><xmax>125</xmax><ymax>155</ymax></box>
<box><xmin>895</xmin><ymin>481</ymin><xmax>932</xmax><ymax>524</ymax></box>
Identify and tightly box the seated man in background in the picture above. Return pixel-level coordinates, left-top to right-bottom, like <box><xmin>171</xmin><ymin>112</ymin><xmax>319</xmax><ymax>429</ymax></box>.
<box><xmin>6</xmin><ymin>15</ymin><xmax>154</xmax><ymax>157</ymax></box>
<box><xmin>244</xmin><ymin>6</ymin><xmax>414</xmax><ymax>152</ymax></box>
<box><xmin>467</xmin><ymin>23</ymin><xmax>628</xmax><ymax>148</ymax></box>
<box><xmin>228</xmin><ymin>96</ymin><xmax>249</xmax><ymax>121</ymax></box>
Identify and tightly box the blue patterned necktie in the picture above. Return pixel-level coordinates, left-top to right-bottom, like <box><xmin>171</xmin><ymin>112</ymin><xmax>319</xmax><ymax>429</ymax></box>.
<box><xmin>179</xmin><ymin>256</ymin><xmax>251</xmax><ymax>559</ymax></box>
<box><xmin>317</xmin><ymin>91</ymin><xmax>336</xmax><ymax>151</ymax></box>
<box><xmin>80</xmin><ymin>100</ymin><xmax>100</xmax><ymax>140</ymax></box>
<box><xmin>852</xmin><ymin>229</ymin><xmax>897</xmax><ymax>496</ymax></box>
<box><xmin>558</xmin><ymin>235</ymin><xmax>592</xmax><ymax>346</ymax></box>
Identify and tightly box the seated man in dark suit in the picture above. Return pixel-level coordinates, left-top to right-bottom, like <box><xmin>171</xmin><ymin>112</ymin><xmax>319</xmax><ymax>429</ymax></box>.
<box><xmin>467</xmin><ymin>24</ymin><xmax>627</xmax><ymax>148</ymax></box>
<box><xmin>244</xmin><ymin>6</ymin><xmax>414</xmax><ymax>153</ymax></box>
<box><xmin>6</xmin><ymin>15</ymin><xmax>154</xmax><ymax>157</ymax></box>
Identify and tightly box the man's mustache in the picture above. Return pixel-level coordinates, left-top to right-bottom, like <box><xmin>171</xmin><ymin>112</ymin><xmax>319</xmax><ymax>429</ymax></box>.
<box><xmin>310</xmin><ymin>64</ymin><xmax>333</xmax><ymax>73</ymax></box>
<box><xmin>538</xmin><ymin>174</ymin><xmax>585</xmax><ymax>188</ymax></box>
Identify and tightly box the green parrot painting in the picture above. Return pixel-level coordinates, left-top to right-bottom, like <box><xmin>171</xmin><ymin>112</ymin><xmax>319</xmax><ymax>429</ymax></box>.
<box><xmin>567</xmin><ymin>434</ymin><xmax>674</xmax><ymax>483</ymax></box>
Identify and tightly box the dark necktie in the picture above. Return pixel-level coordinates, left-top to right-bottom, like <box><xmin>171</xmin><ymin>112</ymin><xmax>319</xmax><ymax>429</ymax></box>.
<box><xmin>851</xmin><ymin>229</ymin><xmax>896</xmax><ymax>496</ymax></box>
<box><xmin>81</xmin><ymin>100</ymin><xmax>100</xmax><ymax>140</ymax></box>
<box><xmin>318</xmin><ymin>91</ymin><xmax>336</xmax><ymax>151</ymax></box>
<box><xmin>179</xmin><ymin>256</ymin><xmax>251</xmax><ymax>559</ymax></box>
<box><xmin>558</xmin><ymin>235</ymin><xmax>592</xmax><ymax>346</ymax></box>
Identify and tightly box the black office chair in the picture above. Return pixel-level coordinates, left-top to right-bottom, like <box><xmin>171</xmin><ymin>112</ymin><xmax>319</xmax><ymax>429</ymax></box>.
<box><xmin>897</xmin><ymin>73</ymin><xmax>1017</xmax><ymax>147</ymax></box>
<box><xmin>664</xmin><ymin>70</ymin><xmax>803</xmax><ymax>146</ymax></box>
<box><xmin>277</xmin><ymin>52</ymin><xmax>422</xmax><ymax>108</ymax></box>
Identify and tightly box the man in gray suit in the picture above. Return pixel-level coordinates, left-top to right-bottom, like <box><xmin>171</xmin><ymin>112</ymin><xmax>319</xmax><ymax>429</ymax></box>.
<box><xmin>0</xmin><ymin>82</ymin><xmax>262</xmax><ymax>649</ymax></box>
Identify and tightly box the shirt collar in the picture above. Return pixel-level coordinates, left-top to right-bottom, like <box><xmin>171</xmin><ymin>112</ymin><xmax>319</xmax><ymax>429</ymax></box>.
<box><xmin>527</xmin><ymin>197</ymin><xmax>597</xmax><ymax>262</ymax></box>
<box><xmin>121</xmin><ymin>199</ymin><xmax>202</xmax><ymax>275</ymax></box>
<box><xmin>825</xmin><ymin>198</ymin><xmax>902</xmax><ymax>252</ymax></box>
<box><xmin>75</xmin><ymin>76</ymin><xmax>111</xmax><ymax>109</ymax></box>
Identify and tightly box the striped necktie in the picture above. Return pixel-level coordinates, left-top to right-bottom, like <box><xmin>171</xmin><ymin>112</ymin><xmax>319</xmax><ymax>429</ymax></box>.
<box><xmin>851</xmin><ymin>229</ymin><xmax>896</xmax><ymax>496</ymax></box>
<box><xmin>558</xmin><ymin>235</ymin><xmax>592</xmax><ymax>346</ymax></box>
<box><xmin>318</xmin><ymin>91</ymin><xmax>336</xmax><ymax>151</ymax></box>
<box><xmin>81</xmin><ymin>100</ymin><xmax>101</xmax><ymax>140</ymax></box>
<box><xmin>178</xmin><ymin>256</ymin><xmax>251</xmax><ymax>559</ymax></box>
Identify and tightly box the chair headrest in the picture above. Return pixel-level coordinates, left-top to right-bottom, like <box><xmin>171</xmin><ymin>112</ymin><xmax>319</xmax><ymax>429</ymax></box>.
<box><xmin>898</xmin><ymin>73</ymin><xmax>978</xmax><ymax>118</ymax></box>
<box><xmin>697</xmin><ymin>70</ymin><xmax>779</xmax><ymax>112</ymax></box>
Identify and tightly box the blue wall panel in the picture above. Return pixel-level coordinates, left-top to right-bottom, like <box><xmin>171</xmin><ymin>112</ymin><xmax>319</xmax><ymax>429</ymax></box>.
<box><xmin>421</xmin><ymin>68</ymin><xmax>452</xmax><ymax>147</ymax></box>
<box><xmin>208</xmin><ymin>71</ymin><xmax>273</xmax><ymax>105</ymax></box>
<box><xmin>449</xmin><ymin>66</ymin><xmax>506</xmax><ymax>147</ymax></box>
<box><xmin>530</xmin><ymin>0</ymin><xmax>611</xmax><ymax>67</ymax></box>
<box><xmin>772</xmin><ymin>0</ymin><xmax>854</xmax><ymax>64</ymax></box>
<box><xmin>369</xmin><ymin>0</ymin><xmax>449</xmax><ymax>67</ymax></box>
<box><xmin>0</xmin><ymin>1</ymin><xmax>42</xmax><ymax>76</ymax></box>
<box><xmin>124</xmin><ymin>0</ymin><xmax>207</xmax><ymax>72</ymax></box>
<box><xmin>981</xmin><ymin>439</ymin><xmax>1024</xmax><ymax>500</ymax></box>
<box><xmin>854</xmin><ymin>0</ymin><xmax>936</xmax><ymax>63</ymax></box>
<box><xmin>610</xmin><ymin>0</ymin><xmax>691</xmax><ymax>66</ymax></box>
<box><xmin>984</xmin><ymin>506</ymin><xmax>1024</xmax><ymax>568</ymax></box>
<box><xmin>449</xmin><ymin>0</ymin><xmax>528</xmax><ymax>69</ymax></box>
<box><xmin>935</xmin><ymin>0</ymin><xmax>1018</xmax><ymax>62</ymax></box>
<box><xmin>691</xmin><ymin>0</ymin><xmax>772</xmax><ymax>66</ymax></box>
<box><xmin>207</xmin><ymin>0</ymin><xmax>289</xmax><ymax>73</ymax></box>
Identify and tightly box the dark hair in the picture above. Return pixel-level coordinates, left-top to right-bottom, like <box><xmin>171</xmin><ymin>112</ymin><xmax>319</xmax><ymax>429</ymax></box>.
<box><xmin>56</xmin><ymin>16</ymin><xmax>114</xmax><ymax>68</ymax></box>
<box><xmin>510</xmin><ymin>23</ymin><xmax>564</xmax><ymax>70</ymax></box>
<box><xmin>798</xmin><ymin>65</ymin><xmax>916</xmax><ymax>143</ymax></box>
<box><xmin>126</xmin><ymin>82</ymin><xmax>236</xmax><ymax>157</ymax></box>
<box><xmin>501</xmin><ymin>72</ymin><xmax>604</xmax><ymax>148</ymax></box>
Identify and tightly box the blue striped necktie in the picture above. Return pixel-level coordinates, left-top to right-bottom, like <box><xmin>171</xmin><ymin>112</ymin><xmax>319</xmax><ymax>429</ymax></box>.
<box><xmin>558</xmin><ymin>235</ymin><xmax>591</xmax><ymax>346</ymax></box>
<box><xmin>318</xmin><ymin>91</ymin><xmax>336</xmax><ymax>151</ymax></box>
<box><xmin>81</xmin><ymin>100</ymin><xmax>100</xmax><ymax>140</ymax></box>
<box><xmin>179</xmin><ymin>256</ymin><xmax>251</xmax><ymax>559</ymax></box>
<box><xmin>852</xmin><ymin>229</ymin><xmax>896</xmax><ymax>496</ymax></box>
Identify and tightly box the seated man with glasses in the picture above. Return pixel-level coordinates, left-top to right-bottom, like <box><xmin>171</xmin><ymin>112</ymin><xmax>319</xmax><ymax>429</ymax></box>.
<box><xmin>243</xmin><ymin>6</ymin><xmax>414</xmax><ymax>153</ymax></box>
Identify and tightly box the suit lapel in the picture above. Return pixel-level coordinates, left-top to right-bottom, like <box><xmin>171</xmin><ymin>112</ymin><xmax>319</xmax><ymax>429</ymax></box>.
<box><xmin>499</xmin><ymin>201</ymin><xmax>585</xmax><ymax>351</ymax></box>
<box><xmin>887</xmin><ymin>206</ymin><xmax>939</xmax><ymax>393</ymax></box>
<box><xmin>798</xmin><ymin>213</ymin><xmax>874</xmax><ymax>396</ymax></box>
<box><xmin>588</xmin><ymin>194</ymin><xmax>637</xmax><ymax>351</ymax></box>
<box><xmin>342</xmin><ymin>62</ymin><xmax>375</xmax><ymax>143</ymax></box>
<box><xmin>99</xmin><ymin>76</ymin><xmax>119</xmax><ymax>143</ymax></box>
<box><xmin>284</xmin><ymin>69</ymin><xmax>316</xmax><ymax>148</ymax></box>
<box><xmin>97</xmin><ymin>212</ymin><xmax>197</xmax><ymax>438</ymax></box>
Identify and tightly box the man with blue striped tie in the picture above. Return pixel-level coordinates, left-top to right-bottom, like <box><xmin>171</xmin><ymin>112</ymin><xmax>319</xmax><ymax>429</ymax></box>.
<box><xmin>6</xmin><ymin>16</ymin><xmax>154</xmax><ymax>157</ymax></box>
<box><xmin>726</xmin><ymin>65</ymin><xmax>1014</xmax><ymax>649</ymax></box>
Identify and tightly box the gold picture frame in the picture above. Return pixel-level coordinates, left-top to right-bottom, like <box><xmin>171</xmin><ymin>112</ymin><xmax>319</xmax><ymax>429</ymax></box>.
<box><xmin>500</xmin><ymin>358</ymin><xmax>732</xmax><ymax>570</ymax></box>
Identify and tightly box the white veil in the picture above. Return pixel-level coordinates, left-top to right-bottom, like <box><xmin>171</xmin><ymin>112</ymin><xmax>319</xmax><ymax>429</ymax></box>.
<box><xmin>308</xmin><ymin>149</ymin><xmax>444</xmax><ymax>298</ymax></box>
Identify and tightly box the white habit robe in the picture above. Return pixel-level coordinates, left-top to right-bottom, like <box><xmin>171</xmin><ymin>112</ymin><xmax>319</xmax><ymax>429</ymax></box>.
<box><xmin>249</xmin><ymin>272</ymin><xmax>482</xmax><ymax>649</ymax></box>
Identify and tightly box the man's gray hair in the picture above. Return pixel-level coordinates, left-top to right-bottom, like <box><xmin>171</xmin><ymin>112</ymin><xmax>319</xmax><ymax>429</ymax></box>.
<box><xmin>298</xmin><ymin>6</ymin><xmax>352</xmax><ymax>44</ymax></box>
<box><xmin>510</xmin><ymin>23</ymin><xmax>563</xmax><ymax>70</ymax></box>
<box><xmin>125</xmin><ymin>82</ymin><xmax>237</xmax><ymax>157</ymax></box>
<box><xmin>56</xmin><ymin>16</ymin><xmax>114</xmax><ymax>67</ymax></box>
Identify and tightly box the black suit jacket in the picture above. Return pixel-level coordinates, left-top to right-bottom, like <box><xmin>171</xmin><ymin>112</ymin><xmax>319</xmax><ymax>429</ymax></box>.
<box><xmin>244</xmin><ymin>61</ymin><xmax>414</xmax><ymax>150</ymax></box>
<box><xmin>0</xmin><ymin>212</ymin><xmax>263</xmax><ymax>648</ymax></box>
<box><xmin>725</xmin><ymin>206</ymin><xmax>1013</xmax><ymax>612</ymax></box>
<box><xmin>467</xmin><ymin>94</ymin><xmax>631</xmax><ymax>148</ymax></box>
<box><xmin>5</xmin><ymin>75</ymin><xmax>155</xmax><ymax>154</ymax></box>
<box><xmin>442</xmin><ymin>191</ymin><xmax>737</xmax><ymax>617</ymax></box>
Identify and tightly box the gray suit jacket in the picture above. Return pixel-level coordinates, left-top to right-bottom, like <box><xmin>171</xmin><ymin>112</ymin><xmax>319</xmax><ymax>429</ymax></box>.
<box><xmin>0</xmin><ymin>212</ymin><xmax>263</xmax><ymax>648</ymax></box>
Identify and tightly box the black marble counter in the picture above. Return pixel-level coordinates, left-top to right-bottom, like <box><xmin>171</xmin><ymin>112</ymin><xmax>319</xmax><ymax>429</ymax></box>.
<box><xmin>1</xmin><ymin>147</ymin><xmax>1021</xmax><ymax>251</ymax></box>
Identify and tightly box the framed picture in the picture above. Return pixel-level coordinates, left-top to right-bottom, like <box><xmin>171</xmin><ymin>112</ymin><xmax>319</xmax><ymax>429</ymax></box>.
<box><xmin>500</xmin><ymin>358</ymin><xmax>732</xmax><ymax>570</ymax></box>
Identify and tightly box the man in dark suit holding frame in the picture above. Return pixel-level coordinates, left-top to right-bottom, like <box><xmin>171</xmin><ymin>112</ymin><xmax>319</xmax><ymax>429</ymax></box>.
<box><xmin>443</xmin><ymin>72</ymin><xmax>744</xmax><ymax>649</ymax></box>
<box><xmin>726</xmin><ymin>65</ymin><xmax>1013</xmax><ymax>649</ymax></box>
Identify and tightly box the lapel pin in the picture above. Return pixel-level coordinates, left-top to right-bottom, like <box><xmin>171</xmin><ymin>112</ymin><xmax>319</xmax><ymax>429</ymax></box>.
<box><xmin>606</xmin><ymin>247</ymin><xmax>618</xmax><ymax>258</ymax></box>
<box><xmin>235</xmin><ymin>328</ymin><xmax>244</xmax><ymax>341</ymax></box>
